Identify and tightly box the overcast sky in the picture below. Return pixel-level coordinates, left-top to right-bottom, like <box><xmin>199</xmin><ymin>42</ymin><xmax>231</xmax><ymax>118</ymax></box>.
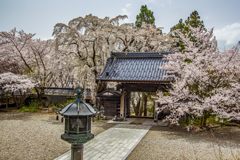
<box><xmin>1</xmin><ymin>0</ymin><xmax>240</xmax><ymax>50</ymax></box>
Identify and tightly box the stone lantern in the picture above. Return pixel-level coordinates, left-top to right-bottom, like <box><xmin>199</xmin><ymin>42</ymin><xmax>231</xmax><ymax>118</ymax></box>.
<box><xmin>60</xmin><ymin>87</ymin><xmax>96</xmax><ymax>160</ymax></box>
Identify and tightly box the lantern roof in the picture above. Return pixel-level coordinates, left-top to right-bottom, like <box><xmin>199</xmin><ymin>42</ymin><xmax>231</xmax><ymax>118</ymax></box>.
<box><xmin>60</xmin><ymin>88</ymin><xmax>96</xmax><ymax>116</ymax></box>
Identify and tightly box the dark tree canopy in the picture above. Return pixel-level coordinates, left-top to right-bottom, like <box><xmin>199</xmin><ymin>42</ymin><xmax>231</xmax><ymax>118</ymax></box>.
<box><xmin>135</xmin><ymin>5</ymin><xmax>155</xmax><ymax>27</ymax></box>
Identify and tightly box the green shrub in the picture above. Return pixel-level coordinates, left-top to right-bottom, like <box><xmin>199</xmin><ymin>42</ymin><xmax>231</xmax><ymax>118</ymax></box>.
<box><xmin>19</xmin><ymin>101</ymin><xmax>39</xmax><ymax>112</ymax></box>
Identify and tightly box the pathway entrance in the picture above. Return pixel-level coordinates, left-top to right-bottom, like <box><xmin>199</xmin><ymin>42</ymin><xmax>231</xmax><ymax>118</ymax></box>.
<box><xmin>54</xmin><ymin>124</ymin><xmax>150</xmax><ymax>160</ymax></box>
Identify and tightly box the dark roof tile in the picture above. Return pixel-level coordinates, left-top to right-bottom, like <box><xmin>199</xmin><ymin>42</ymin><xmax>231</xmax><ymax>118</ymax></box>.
<box><xmin>97</xmin><ymin>52</ymin><xmax>172</xmax><ymax>83</ymax></box>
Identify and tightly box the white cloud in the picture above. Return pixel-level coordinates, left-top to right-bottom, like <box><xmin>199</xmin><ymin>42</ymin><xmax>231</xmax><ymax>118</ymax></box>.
<box><xmin>157</xmin><ymin>0</ymin><xmax>173</xmax><ymax>7</ymax></box>
<box><xmin>120</xmin><ymin>3</ymin><xmax>132</xmax><ymax>23</ymax></box>
<box><xmin>146</xmin><ymin>0</ymin><xmax>156</xmax><ymax>4</ymax></box>
<box><xmin>166</xmin><ymin>0</ymin><xmax>173</xmax><ymax>6</ymax></box>
<box><xmin>145</xmin><ymin>0</ymin><xmax>173</xmax><ymax>6</ymax></box>
<box><xmin>214</xmin><ymin>23</ymin><xmax>240</xmax><ymax>46</ymax></box>
<box><xmin>121</xmin><ymin>3</ymin><xmax>132</xmax><ymax>17</ymax></box>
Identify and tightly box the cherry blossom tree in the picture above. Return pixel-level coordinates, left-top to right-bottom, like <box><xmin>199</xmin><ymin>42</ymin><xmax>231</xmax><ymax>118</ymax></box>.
<box><xmin>0</xmin><ymin>72</ymin><xmax>35</xmax><ymax>93</ymax></box>
<box><xmin>0</xmin><ymin>29</ymin><xmax>64</xmax><ymax>93</ymax></box>
<box><xmin>157</xmin><ymin>26</ymin><xmax>240</xmax><ymax>128</ymax></box>
<box><xmin>1</xmin><ymin>15</ymin><xmax>173</xmax><ymax>106</ymax></box>
<box><xmin>0</xmin><ymin>60</ymin><xmax>21</xmax><ymax>74</ymax></box>
<box><xmin>0</xmin><ymin>72</ymin><xmax>35</xmax><ymax>107</ymax></box>
<box><xmin>0</xmin><ymin>29</ymin><xmax>77</xmax><ymax>107</ymax></box>
<box><xmin>0</xmin><ymin>28</ymin><xmax>35</xmax><ymax>73</ymax></box>
<box><xmin>53</xmin><ymin>14</ymin><xmax>173</xmax><ymax>101</ymax></box>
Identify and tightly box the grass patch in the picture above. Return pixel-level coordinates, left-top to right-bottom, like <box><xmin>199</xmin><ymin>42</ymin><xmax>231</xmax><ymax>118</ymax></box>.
<box><xmin>19</xmin><ymin>98</ymin><xmax>75</xmax><ymax>113</ymax></box>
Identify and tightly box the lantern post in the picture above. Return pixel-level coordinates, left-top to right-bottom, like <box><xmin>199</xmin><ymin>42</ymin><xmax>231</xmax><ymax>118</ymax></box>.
<box><xmin>60</xmin><ymin>87</ymin><xmax>96</xmax><ymax>160</ymax></box>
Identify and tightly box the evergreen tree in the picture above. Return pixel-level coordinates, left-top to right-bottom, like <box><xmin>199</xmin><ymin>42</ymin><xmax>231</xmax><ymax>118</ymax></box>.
<box><xmin>171</xmin><ymin>10</ymin><xmax>206</xmax><ymax>51</ymax></box>
<box><xmin>171</xmin><ymin>19</ymin><xmax>185</xmax><ymax>32</ymax></box>
<box><xmin>171</xmin><ymin>10</ymin><xmax>205</xmax><ymax>32</ymax></box>
<box><xmin>135</xmin><ymin>5</ymin><xmax>155</xmax><ymax>27</ymax></box>
<box><xmin>185</xmin><ymin>10</ymin><xmax>205</xmax><ymax>28</ymax></box>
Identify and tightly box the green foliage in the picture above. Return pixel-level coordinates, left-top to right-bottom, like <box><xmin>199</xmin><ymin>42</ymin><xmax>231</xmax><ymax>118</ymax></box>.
<box><xmin>19</xmin><ymin>101</ymin><xmax>39</xmax><ymax>112</ymax></box>
<box><xmin>53</xmin><ymin>98</ymin><xmax>75</xmax><ymax>108</ymax></box>
<box><xmin>163</xmin><ymin>91</ymin><xmax>170</xmax><ymax>96</ymax></box>
<box><xmin>184</xmin><ymin>58</ymin><xmax>192</xmax><ymax>64</ymax></box>
<box><xmin>135</xmin><ymin>5</ymin><xmax>155</xmax><ymax>27</ymax></box>
<box><xmin>179</xmin><ymin>114</ymin><xmax>230</xmax><ymax>128</ymax></box>
<box><xmin>171</xmin><ymin>19</ymin><xmax>187</xmax><ymax>33</ymax></box>
<box><xmin>185</xmin><ymin>10</ymin><xmax>205</xmax><ymax>28</ymax></box>
<box><xmin>171</xmin><ymin>10</ymin><xmax>205</xmax><ymax>32</ymax></box>
<box><xmin>19</xmin><ymin>98</ymin><xmax>76</xmax><ymax>112</ymax></box>
<box><xmin>147</xmin><ymin>106</ymin><xmax>154</xmax><ymax>116</ymax></box>
<box><xmin>188</xmin><ymin>82</ymin><xmax>213</xmax><ymax>99</ymax></box>
<box><xmin>171</xmin><ymin>10</ymin><xmax>206</xmax><ymax>52</ymax></box>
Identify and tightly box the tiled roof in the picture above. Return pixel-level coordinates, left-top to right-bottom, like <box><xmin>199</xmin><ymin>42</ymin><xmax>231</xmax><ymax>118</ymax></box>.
<box><xmin>44</xmin><ymin>87</ymin><xmax>75</xmax><ymax>96</ymax></box>
<box><xmin>97</xmin><ymin>52</ymin><xmax>172</xmax><ymax>83</ymax></box>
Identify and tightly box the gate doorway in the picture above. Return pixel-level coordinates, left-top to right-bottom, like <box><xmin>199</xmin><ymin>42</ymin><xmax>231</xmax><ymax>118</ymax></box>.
<box><xmin>129</xmin><ymin>92</ymin><xmax>156</xmax><ymax>118</ymax></box>
<box><xmin>96</xmin><ymin>52</ymin><xmax>172</xmax><ymax>120</ymax></box>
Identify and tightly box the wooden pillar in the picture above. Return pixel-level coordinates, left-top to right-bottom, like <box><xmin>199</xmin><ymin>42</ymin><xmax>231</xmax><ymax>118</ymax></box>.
<box><xmin>126</xmin><ymin>91</ymin><xmax>130</xmax><ymax>118</ymax></box>
<box><xmin>120</xmin><ymin>91</ymin><xmax>125</xmax><ymax>118</ymax></box>
<box><xmin>154</xmin><ymin>101</ymin><xmax>159</xmax><ymax>122</ymax></box>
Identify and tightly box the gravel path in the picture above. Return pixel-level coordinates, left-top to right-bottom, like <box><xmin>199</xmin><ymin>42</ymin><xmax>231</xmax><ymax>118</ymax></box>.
<box><xmin>0</xmin><ymin>112</ymin><xmax>114</xmax><ymax>160</ymax></box>
<box><xmin>127</xmin><ymin>126</ymin><xmax>240</xmax><ymax>160</ymax></box>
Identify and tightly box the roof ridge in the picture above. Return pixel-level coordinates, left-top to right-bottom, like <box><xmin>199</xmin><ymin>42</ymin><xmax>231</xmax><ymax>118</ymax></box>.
<box><xmin>111</xmin><ymin>52</ymin><xmax>170</xmax><ymax>58</ymax></box>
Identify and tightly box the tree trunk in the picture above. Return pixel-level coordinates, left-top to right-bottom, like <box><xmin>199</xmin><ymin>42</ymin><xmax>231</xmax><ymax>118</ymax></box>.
<box><xmin>200</xmin><ymin>111</ymin><xmax>209</xmax><ymax>128</ymax></box>
<box><xmin>6</xmin><ymin>96</ymin><xmax>9</xmax><ymax>109</ymax></box>
<box><xmin>185</xmin><ymin>114</ymin><xmax>190</xmax><ymax>126</ymax></box>
<box><xmin>12</xmin><ymin>93</ymin><xmax>19</xmax><ymax>109</ymax></box>
<box><xmin>35</xmin><ymin>87</ymin><xmax>45</xmax><ymax>107</ymax></box>
<box><xmin>34</xmin><ymin>87</ymin><xmax>40</xmax><ymax>100</ymax></box>
<box><xmin>135</xmin><ymin>99</ymin><xmax>141</xmax><ymax>116</ymax></box>
<box><xmin>138</xmin><ymin>96</ymin><xmax>144</xmax><ymax>116</ymax></box>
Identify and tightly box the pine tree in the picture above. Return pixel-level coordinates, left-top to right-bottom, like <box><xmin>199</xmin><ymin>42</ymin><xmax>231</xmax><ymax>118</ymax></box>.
<box><xmin>171</xmin><ymin>10</ymin><xmax>206</xmax><ymax>51</ymax></box>
<box><xmin>171</xmin><ymin>10</ymin><xmax>205</xmax><ymax>32</ymax></box>
<box><xmin>185</xmin><ymin>10</ymin><xmax>205</xmax><ymax>29</ymax></box>
<box><xmin>135</xmin><ymin>5</ymin><xmax>155</xmax><ymax>27</ymax></box>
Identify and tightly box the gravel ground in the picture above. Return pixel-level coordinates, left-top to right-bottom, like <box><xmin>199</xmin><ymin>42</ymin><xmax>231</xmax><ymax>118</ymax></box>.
<box><xmin>0</xmin><ymin>112</ymin><xmax>114</xmax><ymax>160</ymax></box>
<box><xmin>127</xmin><ymin>125</ymin><xmax>240</xmax><ymax>160</ymax></box>
<box><xmin>1</xmin><ymin>112</ymin><xmax>239</xmax><ymax>160</ymax></box>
